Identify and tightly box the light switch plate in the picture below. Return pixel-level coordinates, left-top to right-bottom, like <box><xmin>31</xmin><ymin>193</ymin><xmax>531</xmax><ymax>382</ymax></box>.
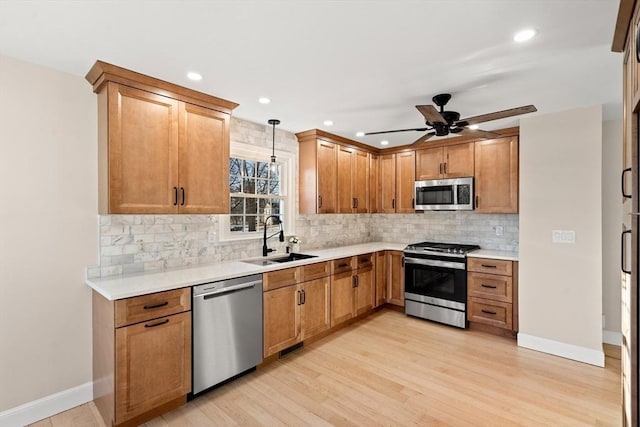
<box><xmin>495</xmin><ymin>225</ymin><xmax>504</xmax><ymax>236</ymax></box>
<box><xmin>552</xmin><ymin>230</ymin><xmax>576</xmax><ymax>243</ymax></box>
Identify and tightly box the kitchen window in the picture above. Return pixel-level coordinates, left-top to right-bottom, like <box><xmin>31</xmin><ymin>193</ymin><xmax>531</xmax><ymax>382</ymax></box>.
<box><xmin>219</xmin><ymin>142</ymin><xmax>295</xmax><ymax>241</ymax></box>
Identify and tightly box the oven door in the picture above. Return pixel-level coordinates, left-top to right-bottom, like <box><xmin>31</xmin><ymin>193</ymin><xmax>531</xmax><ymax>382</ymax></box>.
<box><xmin>404</xmin><ymin>256</ymin><xmax>467</xmax><ymax>304</ymax></box>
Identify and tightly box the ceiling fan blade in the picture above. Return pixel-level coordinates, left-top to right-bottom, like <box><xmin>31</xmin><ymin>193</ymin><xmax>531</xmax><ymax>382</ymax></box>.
<box><xmin>458</xmin><ymin>128</ymin><xmax>502</xmax><ymax>139</ymax></box>
<box><xmin>364</xmin><ymin>127</ymin><xmax>429</xmax><ymax>136</ymax></box>
<box><xmin>416</xmin><ymin>105</ymin><xmax>446</xmax><ymax>124</ymax></box>
<box><xmin>411</xmin><ymin>132</ymin><xmax>436</xmax><ymax>145</ymax></box>
<box><xmin>456</xmin><ymin>105</ymin><xmax>537</xmax><ymax>126</ymax></box>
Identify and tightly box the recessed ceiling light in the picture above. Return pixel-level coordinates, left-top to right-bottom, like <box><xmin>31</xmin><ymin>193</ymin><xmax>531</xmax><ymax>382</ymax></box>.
<box><xmin>356</xmin><ymin>131</ymin><xmax>365</xmax><ymax>137</ymax></box>
<box><xmin>323</xmin><ymin>120</ymin><xmax>333</xmax><ymax>126</ymax></box>
<box><xmin>469</xmin><ymin>124</ymin><xmax>480</xmax><ymax>130</ymax></box>
<box><xmin>381</xmin><ymin>140</ymin><xmax>389</xmax><ymax>146</ymax></box>
<box><xmin>258</xmin><ymin>97</ymin><xmax>271</xmax><ymax>104</ymax></box>
<box><xmin>187</xmin><ymin>72</ymin><xmax>202</xmax><ymax>81</ymax></box>
<box><xmin>513</xmin><ymin>28</ymin><xmax>536</xmax><ymax>43</ymax></box>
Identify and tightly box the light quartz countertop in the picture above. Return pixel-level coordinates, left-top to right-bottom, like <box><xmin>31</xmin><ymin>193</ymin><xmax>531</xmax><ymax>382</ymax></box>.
<box><xmin>86</xmin><ymin>242</ymin><xmax>408</xmax><ymax>300</ymax></box>
<box><xmin>468</xmin><ymin>249</ymin><xmax>519</xmax><ymax>261</ymax></box>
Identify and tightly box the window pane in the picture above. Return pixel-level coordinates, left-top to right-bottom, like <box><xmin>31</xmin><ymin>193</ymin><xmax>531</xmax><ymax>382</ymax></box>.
<box><xmin>243</xmin><ymin>178</ymin><xmax>256</xmax><ymax>194</ymax></box>
<box><xmin>256</xmin><ymin>179</ymin><xmax>269</xmax><ymax>195</ymax></box>
<box><xmin>257</xmin><ymin>162</ymin><xmax>269</xmax><ymax>179</ymax></box>
<box><xmin>230</xmin><ymin>197</ymin><xmax>244</xmax><ymax>214</ymax></box>
<box><xmin>246</xmin><ymin>216</ymin><xmax>258</xmax><ymax>232</ymax></box>
<box><xmin>243</xmin><ymin>160</ymin><xmax>256</xmax><ymax>177</ymax></box>
<box><xmin>229</xmin><ymin>175</ymin><xmax>241</xmax><ymax>193</ymax></box>
<box><xmin>230</xmin><ymin>216</ymin><xmax>244</xmax><ymax>232</ymax></box>
<box><xmin>269</xmin><ymin>180</ymin><xmax>280</xmax><ymax>195</ymax></box>
<box><xmin>230</xmin><ymin>158</ymin><xmax>242</xmax><ymax>176</ymax></box>
<box><xmin>246</xmin><ymin>197</ymin><xmax>258</xmax><ymax>215</ymax></box>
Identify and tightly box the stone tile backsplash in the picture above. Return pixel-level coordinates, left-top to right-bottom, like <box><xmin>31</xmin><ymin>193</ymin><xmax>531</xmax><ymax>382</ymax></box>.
<box><xmin>89</xmin><ymin>212</ymin><xmax>518</xmax><ymax>279</ymax></box>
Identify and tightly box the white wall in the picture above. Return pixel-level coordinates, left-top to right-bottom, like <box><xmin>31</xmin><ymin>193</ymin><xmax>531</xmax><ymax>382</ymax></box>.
<box><xmin>519</xmin><ymin>106</ymin><xmax>604</xmax><ymax>366</ymax></box>
<box><xmin>0</xmin><ymin>56</ymin><xmax>98</xmax><ymax>413</ymax></box>
<box><xmin>602</xmin><ymin>120</ymin><xmax>623</xmax><ymax>343</ymax></box>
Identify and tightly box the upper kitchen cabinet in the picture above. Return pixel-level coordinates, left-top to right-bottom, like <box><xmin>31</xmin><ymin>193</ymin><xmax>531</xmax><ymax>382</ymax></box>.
<box><xmin>380</xmin><ymin>151</ymin><xmax>416</xmax><ymax>213</ymax></box>
<box><xmin>85</xmin><ymin>61</ymin><xmax>238</xmax><ymax>214</ymax></box>
<box><xmin>297</xmin><ymin>129</ymin><xmax>375</xmax><ymax>214</ymax></box>
<box><xmin>416</xmin><ymin>142</ymin><xmax>474</xmax><ymax>180</ymax></box>
<box><xmin>474</xmin><ymin>137</ymin><xmax>519</xmax><ymax>213</ymax></box>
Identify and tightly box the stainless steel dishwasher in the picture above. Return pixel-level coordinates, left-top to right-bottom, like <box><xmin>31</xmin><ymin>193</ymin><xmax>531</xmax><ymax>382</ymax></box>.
<box><xmin>192</xmin><ymin>274</ymin><xmax>263</xmax><ymax>395</ymax></box>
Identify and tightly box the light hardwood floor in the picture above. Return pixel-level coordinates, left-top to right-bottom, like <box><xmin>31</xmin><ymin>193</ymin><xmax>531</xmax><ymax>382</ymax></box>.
<box><xmin>32</xmin><ymin>310</ymin><xmax>621</xmax><ymax>426</ymax></box>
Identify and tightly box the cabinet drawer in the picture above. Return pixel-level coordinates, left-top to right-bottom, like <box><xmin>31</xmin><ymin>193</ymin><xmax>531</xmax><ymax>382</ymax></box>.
<box><xmin>301</xmin><ymin>261</ymin><xmax>331</xmax><ymax>282</ymax></box>
<box><xmin>468</xmin><ymin>272</ymin><xmax>512</xmax><ymax>303</ymax></box>
<box><xmin>356</xmin><ymin>253</ymin><xmax>373</xmax><ymax>270</ymax></box>
<box><xmin>264</xmin><ymin>267</ymin><xmax>300</xmax><ymax>291</ymax></box>
<box><xmin>332</xmin><ymin>257</ymin><xmax>355</xmax><ymax>274</ymax></box>
<box><xmin>468</xmin><ymin>297</ymin><xmax>512</xmax><ymax>330</ymax></box>
<box><xmin>115</xmin><ymin>288</ymin><xmax>190</xmax><ymax>328</ymax></box>
<box><xmin>468</xmin><ymin>258</ymin><xmax>513</xmax><ymax>276</ymax></box>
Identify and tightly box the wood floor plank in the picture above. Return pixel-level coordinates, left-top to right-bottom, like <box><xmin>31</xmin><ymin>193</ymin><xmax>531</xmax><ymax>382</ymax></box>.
<box><xmin>34</xmin><ymin>310</ymin><xmax>622</xmax><ymax>426</ymax></box>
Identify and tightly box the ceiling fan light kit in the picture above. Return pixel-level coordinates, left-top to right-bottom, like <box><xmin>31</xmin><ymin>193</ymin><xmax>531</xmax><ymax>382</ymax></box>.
<box><xmin>365</xmin><ymin>93</ymin><xmax>537</xmax><ymax>145</ymax></box>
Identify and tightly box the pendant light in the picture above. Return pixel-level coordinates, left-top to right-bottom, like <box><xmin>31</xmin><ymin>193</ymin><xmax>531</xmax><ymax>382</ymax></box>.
<box><xmin>268</xmin><ymin>119</ymin><xmax>280</xmax><ymax>170</ymax></box>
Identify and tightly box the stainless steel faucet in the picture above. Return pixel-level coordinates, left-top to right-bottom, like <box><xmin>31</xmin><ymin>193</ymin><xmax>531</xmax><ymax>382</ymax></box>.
<box><xmin>263</xmin><ymin>215</ymin><xmax>284</xmax><ymax>256</ymax></box>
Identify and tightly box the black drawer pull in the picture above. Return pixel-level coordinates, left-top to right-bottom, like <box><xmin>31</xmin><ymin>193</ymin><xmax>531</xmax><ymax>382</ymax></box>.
<box><xmin>338</xmin><ymin>263</ymin><xmax>349</xmax><ymax>268</ymax></box>
<box><xmin>173</xmin><ymin>187</ymin><xmax>178</xmax><ymax>206</ymax></box>
<box><xmin>481</xmin><ymin>309</ymin><xmax>497</xmax><ymax>315</ymax></box>
<box><xmin>481</xmin><ymin>264</ymin><xmax>497</xmax><ymax>269</ymax></box>
<box><xmin>143</xmin><ymin>301</ymin><xmax>169</xmax><ymax>310</ymax></box>
<box><xmin>481</xmin><ymin>284</ymin><xmax>497</xmax><ymax>289</ymax></box>
<box><xmin>622</xmin><ymin>168</ymin><xmax>632</xmax><ymax>199</ymax></box>
<box><xmin>145</xmin><ymin>319</ymin><xmax>169</xmax><ymax>328</ymax></box>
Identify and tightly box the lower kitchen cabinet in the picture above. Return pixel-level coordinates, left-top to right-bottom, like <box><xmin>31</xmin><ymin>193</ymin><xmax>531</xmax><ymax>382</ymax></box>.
<box><xmin>93</xmin><ymin>288</ymin><xmax>192</xmax><ymax>427</ymax></box>
<box><xmin>375</xmin><ymin>251</ymin><xmax>386</xmax><ymax>306</ymax></box>
<box><xmin>263</xmin><ymin>262</ymin><xmax>331</xmax><ymax>357</ymax></box>
<box><xmin>467</xmin><ymin>257</ymin><xmax>518</xmax><ymax>333</ymax></box>
<box><xmin>330</xmin><ymin>254</ymin><xmax>375</xmax><ymax>327</ymax></box>
<box><xmin>387</xmin><ymin>251</ymin><xmax>405</xmax><ymax>306</ymax></box>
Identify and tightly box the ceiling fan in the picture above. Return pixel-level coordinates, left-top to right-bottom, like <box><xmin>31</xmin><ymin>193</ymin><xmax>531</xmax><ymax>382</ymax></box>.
<box><xmin>365</xmin><ymin>93</ymin><xmax>537</xmax><ymax>145</ymax></box>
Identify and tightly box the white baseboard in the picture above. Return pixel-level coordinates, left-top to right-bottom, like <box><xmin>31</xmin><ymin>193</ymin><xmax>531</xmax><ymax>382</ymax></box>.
<box><xmin>0</xmin><ymin>382</ymin><xmax>93</xmax><ymax>427</ymax></box>
<box><xmin>518</xmin><ymin>333</ymin><xmax>605</xmax><ymax>367</ymax></box>
<box><xmin>603</xmin><ymin>330</ymin><xmax>622</xmax><ymax>346</ymax></box>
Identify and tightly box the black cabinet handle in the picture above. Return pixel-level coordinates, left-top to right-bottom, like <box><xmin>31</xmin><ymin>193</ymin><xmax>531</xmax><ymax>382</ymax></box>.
<box><xmin>622</xmin><ymin>230</ymin><xmax>632</xmax><ymax>274</ymax></box>
<box><xmin>301</xmin><ymin>289</ymin><xmax>306</xmax><ymax>304</ymax></box>
<box><xmin>143</xmin><ymin>301</ymin><xmax>169</xmax><ymax>310</ymax></box>
<box><xmin>481</xmin><ymin>264</ymin><xmax>497</xmax><ymax>269</ymax></box>
<box><xmin>297</xmin><ymin>290</ymin><xmax>302</xmax><ymax>306</ymax></box>
<box><xmin>173</xmin><ymin>187</ymin><xmax>178</xmax><ymax>206</ymax></box>
<box><xmin>338</xmin><ymin>262</ymin><xmax>349</xmax><ymax>268</ymax></box>
<box><xmin>439</xmin><ymin>163</ymin><xmax>443</xmax><ymax>175</ymax></box>
<box><xmin>412</xmin><ymin>198</ymin><xmax>415</xmax><ymax>209</ymax></box>
<box><xmin>475</xmin><ymin>195</ymin><xmax>479</xmax><ymax>208</ymax></box>
<box><xmin>481</xmin><ymin>284</ymin><xmax>497</xmax><ymax>289</ymax></box>
<box><xmin>318</xmin><ymin>195</ymin><xmax>323</xmax><ymax>208</ymax></box>
<box><xmin>481</xmin><ymin>309</ymin><xmax>497</xmax><ymax>315</ymax></box>
<box><xmin>352</xmin><ymin>276</ymin><xmax>357</xmax><ymax>288</ymax></box>
<box><xmin>145</xmin><ymin>319</ymin><xmax>169</xmax><ymax>328</ymax></box>
<box><xmin>622</xmin><ymin>168</ymin><xmax>632</xmax><ymax>199</ymax></box>
<box><xmin>180</xmin><ymin>187</ymin><xmax>185</xmax><ymax>206</ymax></box>
<box><xmin>392</xmin><ymin>199</ymin><xmax>395</xmax><ymax>209</ymax></box>
<box><xmin>443</xmin><ymin>162</ymin><xmax>447</xmax><ymax>174</ymax></box>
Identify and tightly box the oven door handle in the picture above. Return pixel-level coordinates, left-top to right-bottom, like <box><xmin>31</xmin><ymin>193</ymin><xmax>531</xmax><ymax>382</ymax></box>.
<box><xmin>404</xmin><ymin>257</ymin><xmax>465</xmax><ymax>270</ymax></box>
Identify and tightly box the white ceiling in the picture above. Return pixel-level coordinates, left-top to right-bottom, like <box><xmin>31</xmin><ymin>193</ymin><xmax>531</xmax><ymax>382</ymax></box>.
<box><xmin>0</xmin><ymin>0</ymin><xmax>622</xmax><ymax>148</ymax></box>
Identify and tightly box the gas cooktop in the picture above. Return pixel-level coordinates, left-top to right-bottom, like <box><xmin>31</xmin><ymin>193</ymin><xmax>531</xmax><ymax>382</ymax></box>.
<box><xmin>404</xmin><ymin>241</ymin><xmax>480</xmax><ymax>256</ymax></box>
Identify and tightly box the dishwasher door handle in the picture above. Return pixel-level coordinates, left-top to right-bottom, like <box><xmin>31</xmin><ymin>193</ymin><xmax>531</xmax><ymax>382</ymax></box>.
<box><xmin>194</xmin><ymin>281</ymin><xmax>259</xmax><ymax>299</ymax></box>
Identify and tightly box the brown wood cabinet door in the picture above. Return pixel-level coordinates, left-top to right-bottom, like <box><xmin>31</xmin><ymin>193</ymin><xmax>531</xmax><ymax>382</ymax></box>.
<box><xmin>115</xmin><ymin>311</ymin><xmax>191</xmax><ymax>424</ymax></box>
<box><xmin>444</xmin><ymin>143</ymin><xmax>474</xmax><ymax>178</ymax></box>
<box><xmin>331</xmin><ymin>271</ymin><xmax>355</xmax><ymax>327</ymax></box>
<box><xmin>263</xmin><ymin>285</ymin><xmax>300</xmax><ymax>357</ymax></box>
<box><xmin>353</xmin><ymin>149</ymin><xmax>369</xmax><ymax>213</ymax></box>
<box><xmin>474</xmin><ymin>137</ymin><xmax>519</xmax><ymax>213</ymax></box>
<box><xmin>300</xmin><ymin>277</ymin><xmax>331</xmax><ymax>340</ymax></box>
<box><xmin>387</xmin><ymin>251</ymin><xmax>404</xmax><ymax>306</ymax></box>
<box><xmin>108</xmin><ymin>83</ymin><xmax>179</xmax><ymax>214</ymax></box>
<box><xmin>355</xmin><ymin>267</ymin><xmax>375</xmax><ymax>315</ymax></box>
<box><xmin>178</xmin><ymin>102</ymin><xmax>230</xmax><ymax>213</ymax></box>
<box><xmin>375</xmin><ymin>251</ymin><xmax>386</xmax><ymax>306</ymax></box>
<box><xmin>337</xmin><ymin>146</ymin><xmax>354</xmax><ymax>213</ymax></box>
<box><xmin>396</xmin><ymin>151</ymin><xmax>416</xmax><ymax>213</ymax></box>
<box><xmin>369</xmin><ymin>154</ymin><xmax>379</xmax><ymax>213</ymax></box>
<box><xmin>317</xmin><ymin>140</ymin><xmax>338</xmax><ymax>213</ymax></box>
<box><xmin>416</xmin><ymin>147</ymin><xmax>443</xmax><ymax>180</ymax></box>
<box><xmin>379</xmin><ymin>154</ymin><xmax>396</xmax><ymax>212</ymax></box>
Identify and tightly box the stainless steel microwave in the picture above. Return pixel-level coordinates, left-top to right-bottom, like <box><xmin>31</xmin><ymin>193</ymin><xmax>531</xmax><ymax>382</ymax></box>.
<box><xmin>415</xmin><ymin>177</ymin><xmax>474</xmax><ymax>211</ymax></box>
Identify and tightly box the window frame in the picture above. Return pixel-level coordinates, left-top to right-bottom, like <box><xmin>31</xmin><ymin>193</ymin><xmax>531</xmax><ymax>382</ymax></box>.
<box><xmin>219</xmin><ymin>142</ymin><xmax>296</xmax><ymax>242</ymax></box>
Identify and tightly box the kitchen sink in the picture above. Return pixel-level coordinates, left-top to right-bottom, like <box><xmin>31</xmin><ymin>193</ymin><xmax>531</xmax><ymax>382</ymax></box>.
<box><xmin>241</xmin><ymin>253</ymin><xmax>317</xmax><ymax>266</ymax></box>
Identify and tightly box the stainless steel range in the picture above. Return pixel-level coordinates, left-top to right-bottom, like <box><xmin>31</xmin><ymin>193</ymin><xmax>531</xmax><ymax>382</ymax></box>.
<box><xmin>404</xmin><ymin>241</ymin><xmax>480</xmax><ymax>328</ymax></box>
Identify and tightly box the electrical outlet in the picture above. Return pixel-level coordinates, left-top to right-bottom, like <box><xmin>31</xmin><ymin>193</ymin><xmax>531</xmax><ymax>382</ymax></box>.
<box><xmin>495</xmin><ymin>225</ymin><xmax>504</xmax><ymax>236</ymax></box>
<box><xmin>552</xmin><ymin>230</ymin><xmax>576</xmax><ymax>243</ymax></box>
